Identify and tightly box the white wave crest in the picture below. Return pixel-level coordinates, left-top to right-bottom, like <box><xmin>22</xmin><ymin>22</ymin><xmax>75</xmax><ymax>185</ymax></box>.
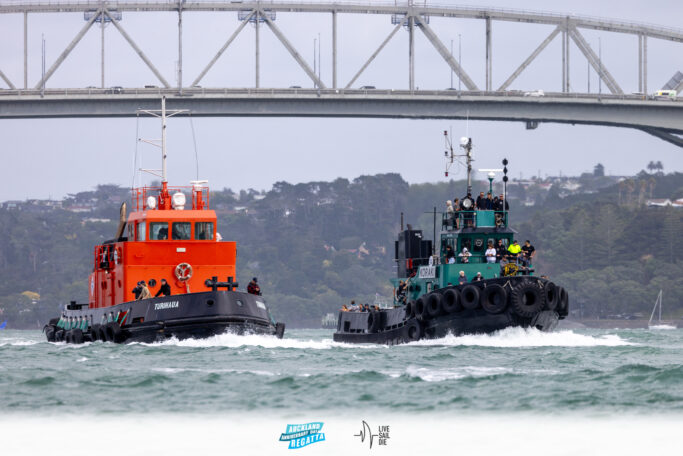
<box><xmin>405</xmin><ymin>365</ymin><xmax>514</xmax><ymax>382</ymax></box>
<box><xmin>648</xmin><ymin>324</ymin><xmax>677</xmax><ymax>330</ymax></box>
<box><xmin>406</xmin><ymin>327</ymin><xmax>634</xmax><ymax>347</ymax></box>
<box><xmin>0</xmin><ymin>339</ymin><xmax>39</xmax><ymax>347</ymax></box>
<box><xmin>142</xmin><ymin>332</ymin><xmax>380</xmax><ymax>350</ymax></box>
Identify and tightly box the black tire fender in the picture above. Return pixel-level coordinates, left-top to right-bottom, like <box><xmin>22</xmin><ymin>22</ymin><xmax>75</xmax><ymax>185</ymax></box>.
<box><xmin>511</xmin><ymin>282</ymin><xmax>545</xmax><ymax>318</ymax></box>
<box><xmin>442</xmin><ymin>288</ymin><xmax>462</xmax><ymax>313</ymax></box>
<box><xmin>557</xmin><ymin>287</ymin><xmax>569</xmax><ymax>317</ymax></box>
<box><xmin>404</xmin><ymin>300</ymin><xmax>416</xmax><ymax>320</ymax></box>
<box><xmin>404</xmin><ymin>319</ymin><xmax>422</xmax><ymax>342</ymax></box>
<box><xmin>426</xmin><ymin>293</ymin><xmax>444</xmax><ymax>318</ymax></box>
<box><xmin>98</xmin><ymin>326</ymin><xmax>109</xmax><ymax>342</ymax></box>
<box><xmin>461</xmin><ymin>285</ymin><xmax>481</xmax><ymax>310</ymax></box>
<box><xmin>367</xmin><ymin>311</ymin><xmax>382</xmax><ymax>333</ymax></box>
<box><xmin>71</xmin><ymin>329</ymin><xmax>84</xmax><ymax>344</ymax></box>
<box><xmin>415</xmin><ymin>297</ymin><xmax>428</xmax><ymax>320</ymax></box>
<box><xmin>481</xmin><ymin>284</ymin><xmax>508</xmax><ymax>314</ymax></box>
<box><xmin>64</xmin><ymin>330</ymin><xmax>73</xmax><ymax>344</ymax></box>
<box><xmin>44</xmin><ymin>326</ymin><xmax>56</xmax><ymax>342</ymax></box>
<box><xmin>90</xmin><ymin>324</ymin><xmax>101</xmax><ymax>342</ymax></box>
<box><xmin>105</xmin><ymin>322</ymin><xmax>123</xmax><ymax>343</ymax></box>
<box><xmin>544</xmin><ymin>282</ymin><xmax>559</xmax><ymax>311</ymax></box>
<box><xmin>275</xmin><ymin>322</ymin><xmax>286</xmax><ymax>339</ymax></box>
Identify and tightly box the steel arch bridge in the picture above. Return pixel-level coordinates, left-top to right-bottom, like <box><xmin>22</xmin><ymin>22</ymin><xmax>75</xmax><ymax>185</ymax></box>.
<box><xmin>0</xmin><ymin>1</ymin><xmax>682</xmax><ymax>145</ymax></box>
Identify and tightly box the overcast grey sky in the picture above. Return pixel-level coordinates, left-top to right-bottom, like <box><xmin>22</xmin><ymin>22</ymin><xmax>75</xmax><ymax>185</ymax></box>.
<box><xmin>0</xmin><ymin>0</ymin><xmax>682</xmax><ymax>201</ymax></box>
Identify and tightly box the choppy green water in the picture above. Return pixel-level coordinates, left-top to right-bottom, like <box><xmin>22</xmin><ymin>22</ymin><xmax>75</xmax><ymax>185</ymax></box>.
<box><xmin>1</xmin><ymin>327</ymin><xmax>682</xmax><ymax>415</ymax></box>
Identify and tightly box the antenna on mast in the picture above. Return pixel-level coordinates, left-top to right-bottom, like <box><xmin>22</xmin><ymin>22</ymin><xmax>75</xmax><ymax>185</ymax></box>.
<box><xmin>137</xmin><ymin>96</ymin><xmax>188</xmax><ymax>183</ymax></box>
<box><xmin>443</xmin><ymin>129</ymin><xmax>474</xmax><ymax>194</ymax></box>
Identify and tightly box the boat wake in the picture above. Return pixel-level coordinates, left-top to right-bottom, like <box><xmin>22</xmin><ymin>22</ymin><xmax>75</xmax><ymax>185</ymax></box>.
<box><xmin>406</xmin><ymin>327</ymin><xmax>634</xmax><ymax>347</ymax></box>
<box><xmin>142</xmin><ymin>332</ymin><xmax>379</xmax><ymax>350</ymax></box>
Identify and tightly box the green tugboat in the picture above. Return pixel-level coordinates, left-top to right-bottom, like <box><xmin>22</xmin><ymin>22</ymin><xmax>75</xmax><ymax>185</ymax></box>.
<box><xmin>334</xmin><ymin>134</ymin><xmax>568</xmax><ymax>344</ymax></box>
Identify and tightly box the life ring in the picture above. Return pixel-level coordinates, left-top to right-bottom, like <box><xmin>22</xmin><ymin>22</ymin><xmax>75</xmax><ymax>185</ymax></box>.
<box><xmin>175</xmin><ymin>262</ymin><xmax>193</xmax><ymax>281</ymax></box>
<box><xmin>461</xmin><ymin>285</ymin><xmax>481</xmax><ymax>310</ymax></box>
<box><xmin>544</xmin><ymin>282</ymin><xmax>559</xmax><ymax>311</ymax></box>
<box><xmin>481</xmin><ymin>284</ymin><xmax>508</xmax><ymax>314</ymax></box>
<box><xmin>426</xmin><ymin>293</ymin><xmax>444</xmax><ymax>318</ymax></box>
<box><xmin>511</xmin><ymin>281</ymin><xmax>545</xmax><ymax>317</ymax></box>
<box><xmin>404</xmin><ymin>319</ymin><xmax>422</xmax><ymax>342</ymax></box>
<box><xmin>442</xmin><ymin>288</ymin><xmax>462</xmax><ymax>313</ymax></box>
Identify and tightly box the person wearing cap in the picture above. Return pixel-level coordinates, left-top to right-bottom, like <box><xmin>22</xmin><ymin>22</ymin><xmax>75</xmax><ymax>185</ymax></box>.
<box><xmin>472</xmin><ymin>272</ymin><xmax>484</xmax><ymax>282</ymax></box>
<box><xmin>458</xmin><ymin>270</ymin><xmax>468</xmax><ymax>285</ymax></box>
<box><xmin>458</xmin><ymin>247</ymin><xmax>471</xmax><ymax>263</ymax></box>
<box><xmin>132</xmin><ymin>281</ymin><xmax>143</xmax><ymax>300</ymax></box>
<box><xmin>138</xmin><ymin>280</ymin><xmax>151</xmax><ymax>300</ymax></box>
<box><xmin>154</xmin><ymin>278</ymin><xmax>172</xmax><ymax>297</ymax></box>
<box><xmin>247</xmin><ymin>277</ymin><xmax>261</xmax><ymax>295</ymax></box>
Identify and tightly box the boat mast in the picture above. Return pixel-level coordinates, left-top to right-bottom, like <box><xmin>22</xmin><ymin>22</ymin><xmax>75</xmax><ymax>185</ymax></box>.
<box><xmin>460</xmin><ymin>137</ymin><xmax>473</xmax><ymax>195</ymax></box>
<box><xmin>161</xmin><ymin>96</ymin><xmax>167</xmax><ymax>184</ymax></box>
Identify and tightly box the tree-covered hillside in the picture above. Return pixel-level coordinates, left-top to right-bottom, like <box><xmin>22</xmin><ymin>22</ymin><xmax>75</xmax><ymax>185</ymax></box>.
<box><xmin>0</xmin><ymin>171</ymin><xmax>681</xmax><ymax>328</ymax></box>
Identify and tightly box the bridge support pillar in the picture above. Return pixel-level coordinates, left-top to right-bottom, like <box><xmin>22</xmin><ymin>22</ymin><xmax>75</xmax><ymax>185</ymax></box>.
<box><xmin>255</xmin><ymin>10</ymin><xmax>260</xmax><ymax>88</ymax></box>
<box><xmin>409</xmin><ymin>16</ymin><xmax>415</xmax><ymax>91</ymax></box>
<box><xmin>485</xmin><ymin>17</ymin><xmax>492</xmax><ymax>91</ymax></box>
<box><xmin>332</xmin><ymin>11</ymin><xmax>337</xmax><ymax>89</ymax></box>
<box><xmin>23</xmin><ymin>11</ymin><xmax>27</xmax><ymax>89</ymax></box>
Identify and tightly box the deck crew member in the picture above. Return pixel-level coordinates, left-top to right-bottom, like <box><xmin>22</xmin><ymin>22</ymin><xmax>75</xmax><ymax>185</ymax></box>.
<box><xmin>521</xmin><ymin>240</ymin><xmax>536</xmax><ymax>266</ymax></box>
<box><xmin>247</xmin><ymin>277</ymin><xmax>261</xmax><ymax>295</ymax></box>
<box><xmin>458</xmin><ymin>271</ymin><xmax>468</xmax><ymax>285</ymax></box>
<box><xmin>132</xmin><ymin>282</ymin><xmax>143</xmax><ymax>300</ymax></box>
<box><xmin>138</xmin><ymin>281</ymin><xmax>151</xmax><ymax>300</ymax></box>
<box><xmin>155</xmin><ymin>278</ymin><xmax>171</xmax><ymax>297</ymax></box>
<box><xmin>508</xmin><ymin>240</ymin><xmax>522</xmax><ymax>262</ymax></box>
<box><xmin>485</xmin><ymin>242</ymin><xmax>497</xmax><ymax>264</ymax></box>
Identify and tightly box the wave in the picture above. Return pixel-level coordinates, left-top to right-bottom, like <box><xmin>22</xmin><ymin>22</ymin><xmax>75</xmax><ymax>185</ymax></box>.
<box><xmin>140</xmin><ymin>332</ymin><xmax>381</xmax><ymax>350</ymax></box>
<box><xmin>405</xmin><ymin>327</ymin><xmax>634</xmax><ymax>347</ymax></box>
<box><xmin>404</xmin><ymin>365</ymin><xmax>515</xmax><ymax>382</ymax></box>
<box><xmin>648</xmin><ymin>324</ymin><xmax>677</xmax><ymax>330</ymax></box>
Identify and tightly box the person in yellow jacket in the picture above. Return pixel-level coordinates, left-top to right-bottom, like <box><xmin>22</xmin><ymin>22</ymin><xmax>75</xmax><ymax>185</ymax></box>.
<box><xmin>507</xmin><ymin>240</ymin><xmax>522</xmax><ymax>262</ymax></box>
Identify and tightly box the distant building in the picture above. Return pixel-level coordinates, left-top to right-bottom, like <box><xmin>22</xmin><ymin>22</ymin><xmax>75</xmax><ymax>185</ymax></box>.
<box><xmin>646</xmin><ymin>199</ymin><xmax>672</xmax><ymax>207</ymax></box>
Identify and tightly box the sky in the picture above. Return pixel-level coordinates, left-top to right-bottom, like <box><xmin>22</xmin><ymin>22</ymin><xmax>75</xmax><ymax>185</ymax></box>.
<box><xmin>0</xmin><ymin>0</ymin><xmax>682</xmax><ymax>201</ymax></box>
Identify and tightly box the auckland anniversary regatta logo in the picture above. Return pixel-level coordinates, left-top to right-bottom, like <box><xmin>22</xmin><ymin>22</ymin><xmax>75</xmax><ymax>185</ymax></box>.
<box><xmin>279</xmin><ymin>422</ymin><xmax>326</xmax><ymax>449</ymax></box>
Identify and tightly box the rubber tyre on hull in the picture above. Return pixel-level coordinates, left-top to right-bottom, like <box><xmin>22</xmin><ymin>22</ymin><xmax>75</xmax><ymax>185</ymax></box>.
<box><xmin>511</xmin><ymin>282</ymin><xmax>545</xmax><ymax>318</ymax></box>
<box><xmin>442</xmin><ymin>288</ymin><xmax>462</xmax><ymax>314</ymax></box>
<box><xmin>89</xmin><ymin>325</ymin><xmax>100</xmax><ymax>342</ymax></box>
<box><xmin>415</xmin><ymin>297</ymin><xmax>429</xmax><ymax>320</ymax></box>
<box><xmin>367</xmin><ymin>311</ymin><xmax>382</xmax><ymax>333</ymax></box>
<box><xmin>105</xmin><ymin>322</ymin><xmax>123</xmax><ymax>343</ymax></box>
<box><xmin>404</xmin><ymin>320</ymin><xmax>422</xmax><ymax>342</ymax></box>
<box><xmin>275</xmin><ymin>322</ymin><xmax>286</xmax><ymax>339</ymax></box>
<box><xmin>98</xmin><ymin>326</ymin><xmax>108</xmax><ymax>342</ymax></box>
<box><xmin>54</xmin><ymin>330</ymin><xmax>65</xmax><ymax>342</ymax></box>
<box><xmin>557</xmin><ymin>287</ymin><xmax>569</xmax><ymax>317</ymax></box>
<box><xmin>426</xmin><ymin>293</ymin><xmax>444</xmax><ymax>318</ymax></box>
<box><xmin>461</xmin><ymin>285</ymin><xmax>481</xmax><ymax>310</ymax></box>
<box><xmin>70</xmin><ymin>329</ymin><xmax>84</xmax><ymax>344</ymax></box>
<box><xmin>481</xmin><ymin>284</ymin><xmax>508</xmax><ymax>314</ymax></box>
<box><xmin>44</xmin><ymin>325</ymin><xmax>56</xmax><ymax>342</ymax></box>
<box><xmin>64</xmin><ymin>330</ymin><xmax>73</xmax><ymax>344</ymax></box>
<box><xmin>405</xmin><ymin>301</ymin><xmax>416</xmax><ymax>320</ymax></box>
<box><xmin>544</xmin><ymin>282</ymin><xmax>559</xmax><ymax>311</ymax></box>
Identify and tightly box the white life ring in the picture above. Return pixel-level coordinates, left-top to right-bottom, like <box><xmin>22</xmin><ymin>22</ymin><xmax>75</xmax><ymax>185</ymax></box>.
<box><xmin>175</xmin><ymin>262</ymin><xmax>193</xmax><ymax>281</ymax></box>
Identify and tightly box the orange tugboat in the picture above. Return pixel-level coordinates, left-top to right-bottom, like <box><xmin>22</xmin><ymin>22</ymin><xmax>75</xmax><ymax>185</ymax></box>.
<box><xmin>43</xmin><ymin>98</ymin><xmax>285</xmax><ymax>343</ymax></box>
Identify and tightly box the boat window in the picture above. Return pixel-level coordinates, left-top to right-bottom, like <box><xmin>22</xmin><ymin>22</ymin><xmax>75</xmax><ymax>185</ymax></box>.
<box><xmin>195</xmin><ymin>222</ymin><xmax>214</xmax><ymax>240</ymax></box>
<box><xmin>472</xmin><ymin>237</ymin><xmax>485</xmax><ymax>253</ymax></box>
<box><xmin>460</xmin><ymin>238</ymin><xmax>472</xmax><ymax>252</ymax></box>
<box><xmin>172</xmin><ymin>222</ymin><xmax>191</xmax><ymax>240</ymax></box>
<box><xmin>136</xmin><ymin>222</ymin><xmax>146</xmax><ymax>241</ymax></box>
<box><xmin>150</xmin><ymin>222</ymin><xmax>169</xmax><ymax>240</ymax></box>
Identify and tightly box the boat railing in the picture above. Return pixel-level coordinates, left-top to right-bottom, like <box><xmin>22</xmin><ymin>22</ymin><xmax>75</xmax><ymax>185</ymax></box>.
<box><xmin>442</xmin><ymin>210</ymin><xmax>507</xmax><ymax>230</ymax></box>
<box><xmin>132</xmin><ymin>185</ymin><xmax>210</xmax><ymax>211</ymax></box>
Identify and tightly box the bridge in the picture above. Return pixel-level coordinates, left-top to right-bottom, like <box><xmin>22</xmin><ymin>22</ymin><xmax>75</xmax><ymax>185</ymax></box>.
<box><xmin>0</xmin><ymin>1</ymin><xmax>682</xmax><ymax>145</ymax></box>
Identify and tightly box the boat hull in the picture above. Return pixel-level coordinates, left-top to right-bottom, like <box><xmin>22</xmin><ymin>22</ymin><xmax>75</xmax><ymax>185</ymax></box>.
<box><xmin>333</xmin><ymin>277</ymin><xmax>566</xmax><ymax>345</ymax></box>
<box><xmin>44</xmin><ymin>290</ymin><xmax>285</xmax><ymax>344</ymax></box>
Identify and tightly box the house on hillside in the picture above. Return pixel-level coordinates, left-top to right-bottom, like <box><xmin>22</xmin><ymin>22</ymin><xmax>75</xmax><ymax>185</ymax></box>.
<box><xmin>646</xmin><ymin>198</ymin><xmax>672</xmax><ymax>207</ymax></box>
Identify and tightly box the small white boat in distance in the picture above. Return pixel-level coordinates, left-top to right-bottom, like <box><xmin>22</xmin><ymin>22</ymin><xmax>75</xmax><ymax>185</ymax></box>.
<box><xmin>648</xmin><ymin>290</ymin><xmax>677</xmax><ymax>330</ymax></box>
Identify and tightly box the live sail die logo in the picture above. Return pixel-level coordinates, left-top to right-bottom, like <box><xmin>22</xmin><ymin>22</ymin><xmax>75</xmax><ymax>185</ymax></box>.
<box><xmin>354</xmin><ymin>421</ymin><xmax>390</xmax><ymax>449</ymax></box>
<box><xmin>279</xmin><ymin>422</ymin><xmax>326</xmax><ymax>449</ymax></box>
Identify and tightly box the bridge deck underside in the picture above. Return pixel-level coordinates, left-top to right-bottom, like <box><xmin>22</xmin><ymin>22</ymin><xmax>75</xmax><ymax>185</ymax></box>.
<box><xmin>1</xmin><ymin>95</ymin><xmax>681</xmax><ymax>136</ymax></box>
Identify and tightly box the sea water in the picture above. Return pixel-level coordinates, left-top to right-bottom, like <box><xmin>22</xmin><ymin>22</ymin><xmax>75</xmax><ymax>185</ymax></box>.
<box><xmin>1</xmin><ymin>327</ymin><xmax>681</xmax><ymax>455</ymax></box>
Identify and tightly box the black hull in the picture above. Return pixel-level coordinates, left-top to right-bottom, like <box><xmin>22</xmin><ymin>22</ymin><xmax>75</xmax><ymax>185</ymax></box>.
<box><xmin>44</xmin><ymin>290</ymin><xmax>285</xmax><ymax>344</ymax></box>
<box><xmin>334</xmin><ymin>277</ymin><xmax>567</xmax><ymax>345</ymax></box>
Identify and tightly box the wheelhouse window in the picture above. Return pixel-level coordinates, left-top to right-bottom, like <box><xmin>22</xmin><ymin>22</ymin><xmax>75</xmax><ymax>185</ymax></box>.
<box><xmin>136</xmin><ymin>222</ymin><xmax>146</xmax><ymax>241</ymax></box>
<box><xmin>150</xmin><ymin>222</ymin><xmax>169</xmax><ymax>240</ymax></box>
<box><xmin>195</xmin><ymin>222</ymin><xmax>214</xmax><ymax>240</ymax></box>
<box><xmin>172</xmin><ymin>222</ymin><xmax>191</xmax><ymax>240</ymax></box>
